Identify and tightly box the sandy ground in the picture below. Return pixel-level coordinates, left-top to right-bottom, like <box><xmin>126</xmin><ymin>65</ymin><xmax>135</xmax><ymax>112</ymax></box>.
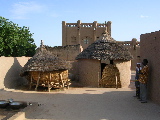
<box><xmin>0</xmin><ymin>72</ymin><xmax>160</xmax><ymax>120</ymax></box>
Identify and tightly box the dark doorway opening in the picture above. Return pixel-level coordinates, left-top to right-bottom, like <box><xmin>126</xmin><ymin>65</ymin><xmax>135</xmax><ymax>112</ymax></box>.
<box><xmin>101</xmin><ymin>63</ymin><xmax>107</xmax><ymax>77</ymax></box>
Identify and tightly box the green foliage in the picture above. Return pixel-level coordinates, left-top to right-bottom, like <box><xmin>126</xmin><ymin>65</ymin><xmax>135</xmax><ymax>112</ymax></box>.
<box><xmin>0</xmin><ymin>16</ymin><xmax>37</xmax><ymax>57</ymax></box>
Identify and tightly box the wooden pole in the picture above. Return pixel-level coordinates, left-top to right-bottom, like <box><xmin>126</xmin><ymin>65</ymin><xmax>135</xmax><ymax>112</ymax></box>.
<box><xmin>35</xmin><ymin>72</ymin><xmax>40</xmax><ymax>91</ymax></box>
<box><xmin>98</xmin><ymin>72</ymin><xmax>99</xmax><ymax>88</ymax></box>
<box><xmin>48</xmin><ymin>72</ymin><xmax>51</xmax><ymax>92</ymax></box>
<box><xmin>60</xmin><ymin>73</ymin><xmax>64</xmax><ymax>87</ymax></box>
<box><xmin>29</xmin><ymin>72</ymin><xmax>33</xmax><ymax>90</ymax></box>
<box><xmin>115</xmin><ymin>74</ymin><xmax>118</xmax><ymax>89</ymax></box>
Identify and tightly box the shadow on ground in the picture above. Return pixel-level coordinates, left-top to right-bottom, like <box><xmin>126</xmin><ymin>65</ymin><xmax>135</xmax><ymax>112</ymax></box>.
<box><xmin>0</xmin><ymin>85</ymin><xmax>160</xmax><ymax>120</ymax></box>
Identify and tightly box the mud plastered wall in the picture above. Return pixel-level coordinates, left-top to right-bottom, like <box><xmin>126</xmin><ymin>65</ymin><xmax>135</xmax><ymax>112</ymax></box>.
<box><xmin>62</xmin><ymin>20</ymin><xmax>111</xmax><ymax>50</ymax></box>
<box><xmin>77</xmin><ymin>59</ymin><xmax>101</xmax><ymax>87</ymax></box>
<box><xmin>0</xmin><ymin>57</ymin><xmax>30</xmax><ymax>89</ymax></box>
<box><xmin>115</xmin><ymin>60</ymin><xmax>131</xmax><ymax>88</ymax></box>
<box><xmin>37</xmin><ymin>44</ymin><xmax>83</xmax><ymax>61</ymax></box>
<box><xmin>140</xmin><ymin>31</ymin><xmax>160</xmax><ymax>105</ymax></box>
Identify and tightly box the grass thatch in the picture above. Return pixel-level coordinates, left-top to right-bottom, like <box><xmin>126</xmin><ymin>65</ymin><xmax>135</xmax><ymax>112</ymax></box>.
<box><xmin>76</xmin><ymin>33</ymin><xmax>133</xmax><ymax>61</ymax></box>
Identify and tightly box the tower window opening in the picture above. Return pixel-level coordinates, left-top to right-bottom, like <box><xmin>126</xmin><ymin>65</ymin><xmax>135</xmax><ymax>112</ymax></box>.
<box><xmin>84</xmin><ymin>39</ymin><xmax>89</xmax><ymax>44</ymax></box>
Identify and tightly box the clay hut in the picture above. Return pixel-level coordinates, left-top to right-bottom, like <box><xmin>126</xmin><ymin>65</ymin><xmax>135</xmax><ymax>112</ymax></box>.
<box><xmin>75</xmin><ymin>32</ymin><xmax>133</xmax><ymax>88</ymax></box>
<box><xmin>20</xmin><ymin>42</ymin><xmax>71</xmax><ymax>91</ymax></box>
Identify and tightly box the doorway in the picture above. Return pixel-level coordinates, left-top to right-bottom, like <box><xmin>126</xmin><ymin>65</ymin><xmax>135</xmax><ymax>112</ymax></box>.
<box><xmin>99</xmin><ymin>60</ymin><xmax>121</xmax><ymax>88</ymax></box>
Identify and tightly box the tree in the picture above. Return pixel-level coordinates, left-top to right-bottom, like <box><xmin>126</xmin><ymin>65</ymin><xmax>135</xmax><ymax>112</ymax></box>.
<box><xmin>0</xmin><ymin>16</ymin><xmax>37</xmax><ymax>57</ymax></box>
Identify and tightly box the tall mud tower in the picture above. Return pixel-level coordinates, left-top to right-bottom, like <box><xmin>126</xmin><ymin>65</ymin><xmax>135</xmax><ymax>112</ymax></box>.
<box><xmin>62</xmin><ymin>20</ymin><xmax>111</xmax><ymax>49</ymax></box>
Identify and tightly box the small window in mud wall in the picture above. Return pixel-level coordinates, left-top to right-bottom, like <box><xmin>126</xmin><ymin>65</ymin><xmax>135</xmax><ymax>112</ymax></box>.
<box><xmin>83</xmin><ymin>39</ymin><xmax>89</xmax><ymax>44</ymax></box>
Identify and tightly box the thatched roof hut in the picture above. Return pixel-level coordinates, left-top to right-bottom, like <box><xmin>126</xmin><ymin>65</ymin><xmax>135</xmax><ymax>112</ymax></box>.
<box><xmin>76</xmin><ymin>33</ymin><xmax>133</xmax><ymax>61</ymax></box>
<box><xmin>20</xmin><ymin>42</ymin><xmax>71</xmax><ymax>91</ymax></box>
<box><xmin>20</xmin><ymin>48</ymin><xmax>71</xmax><ymax>76</ymax></box>
<box><xmin>75</xmin><ymin>32</ymin><xmax>133</xmax><ymax>88</ymax></box>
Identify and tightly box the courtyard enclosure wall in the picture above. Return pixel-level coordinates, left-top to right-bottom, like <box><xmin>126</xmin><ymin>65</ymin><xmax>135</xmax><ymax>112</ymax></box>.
<box><xmin>0</xmin><ymin>56</ymin><xmax>78</xmax><ymax>89</ymax></box>
<box><xmin>77</xmin><ymin>59</ymin><xmax>101</xmax><ymax>87</ymax></box>
<box><xmin>140</xmin><ymin>31</ymin><xmax>160</xmax><ymax>105</ymax></box>
<box><xmin>0</xmin><ymin>56</ymin><xmax>30</xmax><ymax>89</ymax></box>
<box><xmin>114</xmin><ymin>60</ymin><xmax>131</xmax><ymax>88</ymax></box>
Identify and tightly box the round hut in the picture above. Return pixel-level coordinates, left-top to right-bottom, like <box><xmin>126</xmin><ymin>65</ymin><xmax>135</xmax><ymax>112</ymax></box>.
<box><xmin>20</xmin><ymin>43</ymin><xmax>71</xmax><ymax>91</ymax></box>
<box><xmin>75</xmin><ymin>32</ymin><xmax>133</xmax><ymax>88</ymax></box>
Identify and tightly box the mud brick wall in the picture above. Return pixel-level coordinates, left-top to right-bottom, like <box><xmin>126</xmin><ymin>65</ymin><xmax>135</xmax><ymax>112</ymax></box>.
<box><xmin>0</xmin><ymin>56</ymin><xmax>30</xmax><ymax>89</ymax></box>
<box><xmin>77</xmin><ymin>59</ymin><xmax>101</xmax><ymax>87</ymax></box>
<box><xmin>114</xmin><ymin>60</ymin><xmax>131</xmax><ymax>88</ymax></box>
<box><xmin>77</xmin><ymin>59</ymin><xmax>131</xmax><ymax>88</ymax></box>
<box><xmin>0</xmin><ymin>56</ymin><xmax>78</xmax><ymax>89</ymax></box>
<box><xmin>37</xmin><ymin>44</ymin><xmax>83</xmax><ymax>61</ymax></box>
<box><xmin>140</xmin><ymin>31</ymin><xmax>160</xmax><ymax>105</ymax></box>
<box><xmin>68</xmin><ymin>60</ymin><xmax>79</xmax><ymax>81</ymax></box>
<box><xmin>62</xmin><ymin>20</ymin><xmax>111</xmax><ymax>50</ymax></box>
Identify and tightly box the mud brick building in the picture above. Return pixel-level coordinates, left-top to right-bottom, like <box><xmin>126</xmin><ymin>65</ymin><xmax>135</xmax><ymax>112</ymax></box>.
<box><xmin>62</xmin><ymin>20</ymin><xmax>111</xmax><ymax>49</ymax></box>
<box><xmin>75</xmin><ymin>32</ymin><xmax>133</xmax><ymax>88</ymax></box>
<box><xmin>140</xmin><ymin>30</ymin><xmax>160</xmax><ymax>105</ymax></box>
<box><xmin>62</xmin><ymin>20</ymin><xmax>140</xmax><ymax>70</ymax></box>
<box><xmin>1</xmin><ymin>20</ymin><xmax>160</xmax><ymax>105</ymax></box>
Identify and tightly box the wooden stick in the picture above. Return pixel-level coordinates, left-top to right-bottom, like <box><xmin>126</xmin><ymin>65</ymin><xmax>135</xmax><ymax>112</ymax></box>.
<box><xmin>60</xmin><ymin>73</ymin><xmax>64</xmax><ymax>87</ymax></box>
<box><xmin>115</xmin><ymin>74</ymin><xmax>118</xmax><ymax>89</ymax></box>
<box><xmin>48</xmin><ymin>72</ymin><xmax>51</xmax><ymax>92</ymax></box>
<box><xmin>98</xmin><ymin>72</ymin><xmax>99</xmax><ymax>88</ymax></box>
<box><xmin>35</xmin><ymin>72</ymin><xmax>40</xmax><ymax>91</ymax></box>
<box><xmin>29</xmin><ymin>73</ymin><xmax>33</xmax><ymax>90</ymax></box>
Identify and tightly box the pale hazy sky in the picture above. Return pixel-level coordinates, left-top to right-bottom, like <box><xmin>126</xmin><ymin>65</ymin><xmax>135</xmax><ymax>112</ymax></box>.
<box><xmin>1</xmin><ymin>0</ymin><xmax>160</xmax><ymax>47</ymax></box>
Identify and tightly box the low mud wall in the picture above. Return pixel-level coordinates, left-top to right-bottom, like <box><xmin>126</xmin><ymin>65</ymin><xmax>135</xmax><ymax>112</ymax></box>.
<box><xmin>0</xmin><ymin>56</ymin><xmax>31</xmax><ymax>89</ymax></box>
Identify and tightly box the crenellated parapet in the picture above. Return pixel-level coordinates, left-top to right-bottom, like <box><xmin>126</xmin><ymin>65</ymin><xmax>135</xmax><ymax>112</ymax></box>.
<box><xmin>63</xmin><ymin>21</ymin><xmax>110</xmax><ymax>28</ymax></box>
<box><xmin>117</xmin><ymin>38</ymin><xmax>140</xmax><ymax>45</ymax></box>
<box><xmin>62</xmin><ymin>20</ymin><xmax>112</xmax><ymax>49</ymax></box>
<box><xmin>116</xmin><ymin>38</ymin><xmax>140</xmax><ymax>49</ymax></box>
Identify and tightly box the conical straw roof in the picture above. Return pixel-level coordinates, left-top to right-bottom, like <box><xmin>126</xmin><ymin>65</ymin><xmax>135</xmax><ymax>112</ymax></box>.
<box><xmin>20</xmin><ymin>41</ymin><xmax>71</xmax><ymax>76</ymax></box>
<box><xmin>76</xmin><ymin>32</ymin><xmax>133</xmax><ymax>61</ymax></box>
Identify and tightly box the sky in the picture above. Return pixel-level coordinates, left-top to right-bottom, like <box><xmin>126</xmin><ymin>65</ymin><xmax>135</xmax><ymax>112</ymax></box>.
<box><xmin>1</xmin><ymin>0</ymin><xmax>160</xmax><ymax>47</ymax></box>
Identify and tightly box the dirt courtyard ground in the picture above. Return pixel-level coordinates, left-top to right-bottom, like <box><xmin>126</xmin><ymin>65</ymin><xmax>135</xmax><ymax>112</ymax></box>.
<box><xmin>0</xmin><ymin>72</ymin><xmax>160</xmax><ymax>120</ymax></box>
<box><xmin>0</xmin><ymin>83</ymin><xmax>160</xmax><ymax>120</ymax></box>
